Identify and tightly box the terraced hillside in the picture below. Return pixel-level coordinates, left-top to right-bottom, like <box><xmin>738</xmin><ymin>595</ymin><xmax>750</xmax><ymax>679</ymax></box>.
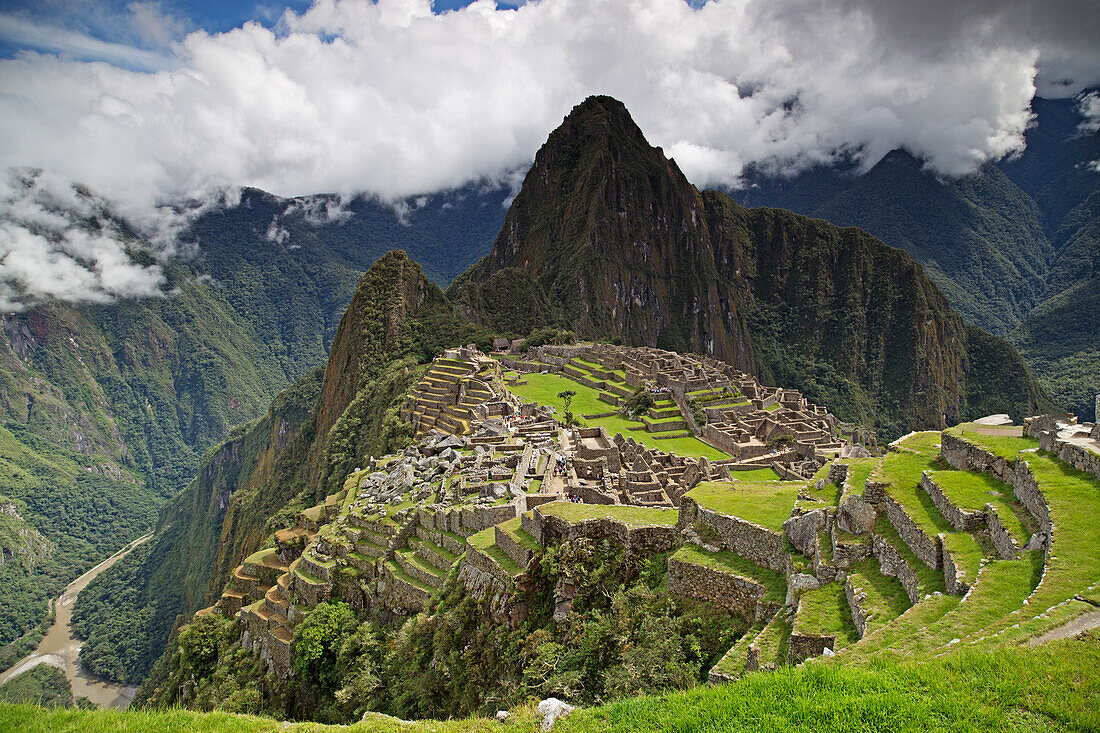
<box><xmin>117</xmin><ymin>340</ymin><xmax>1100</xmax><ymax>726</ymax></box>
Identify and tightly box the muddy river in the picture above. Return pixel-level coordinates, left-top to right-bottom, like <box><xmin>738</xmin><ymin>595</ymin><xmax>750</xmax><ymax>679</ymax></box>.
<box><xmin>0</xmin><ymin>533</ymin><xmax>153</xmax><ymax>708</ymax></box>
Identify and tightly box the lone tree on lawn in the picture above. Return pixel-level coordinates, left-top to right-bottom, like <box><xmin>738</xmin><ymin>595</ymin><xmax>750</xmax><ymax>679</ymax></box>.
<box><xmin>557</xmin><ymin>390</ymin><xmax>577</xmax><ymax>426</ymax></box>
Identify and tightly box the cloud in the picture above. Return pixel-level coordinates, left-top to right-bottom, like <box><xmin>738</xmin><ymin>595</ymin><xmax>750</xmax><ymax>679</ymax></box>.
<box><xmin>0</xmin><ymin>169</ymin><xmax>167</xmax><ymax>311</ymax></box>
<box><xmin>0</xmin><ymin>0</ymin><xmax>1097</xmax><ymax>234</ymax></box>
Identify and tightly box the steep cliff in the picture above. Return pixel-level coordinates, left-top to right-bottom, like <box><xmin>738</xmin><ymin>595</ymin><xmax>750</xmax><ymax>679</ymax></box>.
<box><xmin>449</xmin><ymin>96</ymin><xmax>754</xmax><ymax>368</ymax></box>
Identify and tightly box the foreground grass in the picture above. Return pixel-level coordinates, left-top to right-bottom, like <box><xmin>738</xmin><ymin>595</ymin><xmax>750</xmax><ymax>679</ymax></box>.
<box><xmin>5</xmin><ymin>636</ymin><xmax>1098</xmax><ymax>732</ymax></box>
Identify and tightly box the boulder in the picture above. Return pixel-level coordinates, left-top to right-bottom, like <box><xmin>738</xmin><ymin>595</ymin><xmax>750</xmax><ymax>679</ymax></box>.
<box><xmin>783</xmin><ymin>509</ymin><xmax>825</xmax><ymax>557</ymax></box>
<box><xmin>786</xmin><ymin>573</ymin><xmax>820</xmax><ymax>607</ymax></box>
<box><xmin>537</xmin><ymin>698</ymin><xmax>576</xmax><ymax>730</ymax></box>
<box><xmin>837</xmin><ymin>494</ymin><xmax>876</xmax><ymax>535</ymax></box>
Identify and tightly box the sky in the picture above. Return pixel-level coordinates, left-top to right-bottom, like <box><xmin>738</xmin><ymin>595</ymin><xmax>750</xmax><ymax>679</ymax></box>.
<box><xmin>0</xmin><ymin>0</ymin><xmax>1098</xmax><ymax>309</ymax></box>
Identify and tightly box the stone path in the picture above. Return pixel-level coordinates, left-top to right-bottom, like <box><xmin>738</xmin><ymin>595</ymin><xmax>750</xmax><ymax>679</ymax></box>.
<box><xmin>1027</xmin><ymin>608</ymin><xmax>1100</xmax><ymax>645</ymax></box>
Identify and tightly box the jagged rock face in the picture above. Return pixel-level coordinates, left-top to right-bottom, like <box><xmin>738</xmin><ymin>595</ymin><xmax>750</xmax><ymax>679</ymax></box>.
<box><xmin>450</xmin><ymin>95</ymin><xmax>754</xmax><ymax>369</ymax></box>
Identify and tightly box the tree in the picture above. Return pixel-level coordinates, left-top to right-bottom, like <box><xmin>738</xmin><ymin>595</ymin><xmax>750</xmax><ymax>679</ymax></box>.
<box><xmin>557</xmin><ymin>390</ymin><xmax>577</xmax><ymax>426</ymax></box>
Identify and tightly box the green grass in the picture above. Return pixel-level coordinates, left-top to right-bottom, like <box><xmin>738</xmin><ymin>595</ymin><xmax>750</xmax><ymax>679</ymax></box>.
<box><xmin>466</xmin><ymin>527</ymin><xmax>524</xmax><ymax>576</ymax></box>
<box><xmin>504</xmin><ymin>372</ymin><xmax>728</xmax><ymax>460</ymax></box>
<box><xmin>843</xmin><ymin>457</ymin><xmax>879</xmax><ymax>494</ymax></box>
<box><xmin>5</xmin><ymin>636</ymin><xmax>1100</xmax><ymax>731</ymax></box>
<box><xmin>729</xmin><ymin>467</ymin><xmax>782</xmax><ymax>481</ymax></box>
<box><xmin>892</xmin><ymin>431</ymin><xmax>942</xmax><ymax>455</ymax></box>
<box><xmin>846</xmin><ymin>560</ymin><xmax>915</xmax><ymax>637</ymax></box>
<box><xmin>537</xmin><ymin>501</ymin><xmax>678</xmax><ymax>528</ymax></box>
<box><xmin>793</xmin><ymin>584</ymin><xmax>857</xmax><ymax>651</ymax></box>
<box><xmin>866</xmin><ymin>553</ymin><xmax>1044</xmax><ymax>661</ymax></box>
<box><xmin>945</xmin><ymin>424</ymin><xmax>1039</xmax><ymax>461</ymax></box>
<box><xmin>749</xmin><ymin>614</ymin><xmax>791</xmax><ymax>667</ymax></box>
<box><xmin>924</xmin><ymin>469</ymin><xmax>1031</xmax><ymax>543</ymax></box>
<box><xmin>709</xmin><ymin>623</ymin><xmax>765</xmax><ymax>679</ymax></box>
<box><xmin>496</xmin><ymin>516</ymin><xmax>541</xmax><ymax>554</ymax></box>
<box><xmin>961</xmin><ymin>453</ymin><xmax>1100</xmax><ymax>646</ymax></box>
<box><xmin>671</xmin><ymin>545</ymin><xmax>786</xmax><ymax>603</ymax></box>
<box><xmin>686</xmin><ymin>481</ymin><xmax>799</xmax><ymax>532</ymax></box>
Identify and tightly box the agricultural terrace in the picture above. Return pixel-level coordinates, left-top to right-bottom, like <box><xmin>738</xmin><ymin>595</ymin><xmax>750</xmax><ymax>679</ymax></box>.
<box><xmin>686</xmin><ymin>481</ymin><xmax>800</xmax><ymax>532</ymax></box>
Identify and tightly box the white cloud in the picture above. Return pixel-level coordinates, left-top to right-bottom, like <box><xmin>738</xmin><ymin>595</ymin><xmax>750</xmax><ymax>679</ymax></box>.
<box><xmin>1078</xmin><ymin>92</ymin><xmax>1100</xmax><ymax>134</ymax></box>
<box><xmin>0</xmin><ymin>169</ymin><xmax>167</xmax><ymax>311</ymax></box>
<box><xmin>0</xmin><ymin>0</ymin><xmax>1096</xmax><ymax>249</ymax></box>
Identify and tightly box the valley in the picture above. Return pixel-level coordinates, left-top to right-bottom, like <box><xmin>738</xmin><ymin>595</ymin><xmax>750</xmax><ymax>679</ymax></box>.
<box><xmin>0</xmin><ymin>533</ymin><xmax>151</xmax><ymax>708</ymax></box>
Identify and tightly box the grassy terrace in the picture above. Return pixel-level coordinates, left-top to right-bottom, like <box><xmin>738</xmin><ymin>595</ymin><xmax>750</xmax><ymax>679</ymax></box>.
<box><xmin>686</xmin><ymin>481</ymin><xmax>799</xmax><ymax>532</ymax></box>
<box><xmin>843</xmin><ymin>457</ymin><xmax>879</xmax><ymax>494</ymax></box>
<box><xmin>958</xmin><ymin>449</ymin><xmax>1100</xmax><ymax>646</ymax></box>
<box><xmin>871</xmin><ymin>517</ymin><xmax>946</xmax><ymax>595</ymax></box>
<box><xmin>709</xmin><ymin>622</ymin><xmax>764</xmax><ymax>679</ymax></box>
<box><xmin>846</xmin><ymin>560</ymin><xmax>911</xmax><ymax>636</ymax></box>
<box><xmin>730</xmin><ymin>466</ymin><xmax>782</xmax><ymax>481</ymax></box>
<box><xmin>467</xmin><ymin>526</ymin><xmax>524</xmax><ymax>576</ymax></box>
<box><xmin>893</xmin><ymin>430</ymin><xmax>942</xmax><ymax>455</ymax></box>
<box><xmin>503</xmin><ymin>371</ymin><xmax>729</xmax><ymax>460</ymax></box>
<box><xmin>861</xmin><ymin>553</ymin><xmax>1044</xmax><ymax>662</ymax></box>
<box><xmin>497</xmin><ymin>516</ymin><xmax>542</xmax><ymax>553</ymax></box>
<box><xmin>877</xmin><ymin>449</ymin><xmax>984</xmax><ymax>582</ymax></box>
<box><xmin>793</xmin><ymin>584</ymin><xmax>856</xmax><ymax>651</ymax></box>
<box><xmin>750</xmin><ymin>614</ymin><xmax>792</xmax><ymax>668</ymax></box>
<box><xmin>538</xmin><ymin>500</ymin><xmax>678</xmax><ymax>528</ymax></box>
<box><xmin>671</xmin><ymin>545</ymin><xmax>786</xmax><ymax>603</ymax></box>
<box><xmin>944</xmin><ymin>423</ymin><xmax>1038</xmax><ymax>460</ymax></box>
<box><xmin>924</xmin><ymin>469</ymin><xmax>1031</xmax><ymax>543</ymax></box>
<box><xmin>6</xmin><ymin>635</ymin><xmax>1100</xmax><ymax>732</ymax></box>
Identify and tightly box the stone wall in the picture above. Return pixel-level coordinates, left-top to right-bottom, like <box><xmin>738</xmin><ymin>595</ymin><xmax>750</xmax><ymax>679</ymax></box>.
<box><xmin>984</xmin><ymin>505</ymin><xmax>1018</xmax><ymax>560</ymax></box>
<box><xmin>920</xmin><ymin>472</ymin><xmax>985</xmax><ymax>532</ymax></box>
<box><xmin>863</xmin><ymin>480</ymin><xmax>887</xmax><ymax>504</ymax></box>
<box><xmin>495</xmin><ymin>525</ymin><xmax>533</xmax><ymax>569</ymax></box>
<box><xmin>1044</xmin><ymin>436</ymin><xmax>1100</xmax><ymax>483</ymax></box>
<box><xmin>1010</xmin><ymin>459</ymin><xmax>1052</xmax><ymax>539</ymax></box>
<box><xmin>879</xmin><ymin>493</ymin><xmax>939</xmax><ymax>570</ymax></box>
<box><xmin>940</xmin><ymin>538</ymin><xmax>971</xmax><ymax>596</ymax></box>
<box><xmin>534</xmin><ymin>508</ymin><xmax>680</xmax><ymax>554</ymax></box>
<box><xmin>844</xmin><ymin>576</ymin><xmax>869</xmax><ymax>638</ymax></box>
<box><xmin>667</xmin><ymin>554</ymin><xmax>774</xmax><ymax>623</ymax></box>
<box><xmin>678</xmin><ymin>499</ymin><xmax>793</xmax><ymax>574</ymax></box>
<box><xmin>940</xmin><ymin>432</ymin><xmax>1015</xmax><ymax>483</ymax></box>
<box><xmin>460</xmin><ymin>504</ymin><xmax>519</xmax><ymax>533</ymax></box>
<box><xmin>828</xmin><ymin>463</ymin><xmax>849</xmax><ymax>485</ymax></box>
<box><xmin>787</xmin><ymin>630</ymin><xmax>835</xmax><ymax>664</ymax></box>
<box><xmin>871</xmin><ymin>531</ymin><xmax>922</xmax><ymax>604</ymax></box>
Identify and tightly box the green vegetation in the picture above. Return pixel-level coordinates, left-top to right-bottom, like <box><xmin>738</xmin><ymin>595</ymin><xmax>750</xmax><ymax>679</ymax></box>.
<box><xmin>845</xmin><ymin>560</ymin><xmax>911</xmax><ymax>636</ymax></box>
<box><xmin>505</xmin><ymin>372</ymin><xmax>726</xmax><ymax>459</ymax></box>
<box><xmin>0</xmin><ymin>665</ymin><xmax>81</xmax><ymax>709</ymax></box>
<box><xmin>924</xmin><ymin>470</ymin><xmax>1031</xmax><ymax>543</ymax></box>
<box><xmin>944</xmin><ymin>424</ymin><xmax>1038</xmax><ymax>460</ymax></box>
<box><xmin>686</xmin><ymin>481</ymin><xmax>799</xmax><ymax>532</ymax></box>
<box><xmin>0</xmin><ymin>425</ymin><xmax>159</xmax><ymax>654</ymax></box>
<box><xmin>793</xmin><ymin>584</ymin><xmax>856</xmax><ymax>651</ymax></box>
<box><xmin>538</xmin><ymin>501</ymin><xmax>678</xmax><ymax>528</ymax></box>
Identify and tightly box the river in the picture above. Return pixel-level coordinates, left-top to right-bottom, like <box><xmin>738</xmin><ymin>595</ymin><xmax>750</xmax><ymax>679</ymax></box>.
<box><xmin>0</xmin><ymin>533</ymin><xmax>153</xmax><ymax>708</ymax></box>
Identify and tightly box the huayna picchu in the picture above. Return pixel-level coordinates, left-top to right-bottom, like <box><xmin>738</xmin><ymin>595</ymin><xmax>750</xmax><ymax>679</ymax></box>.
<box><xmin>4</xmin><ymin>94</ymin><xmax>1096</xmax><ymax>733</ymax></box>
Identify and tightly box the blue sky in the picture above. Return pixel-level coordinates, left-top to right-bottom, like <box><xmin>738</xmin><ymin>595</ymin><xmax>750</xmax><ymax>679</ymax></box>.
<box><xmin>0</xmin><ymin>0</ymin><xmax>532</xmax><ymax>67</ymax></box>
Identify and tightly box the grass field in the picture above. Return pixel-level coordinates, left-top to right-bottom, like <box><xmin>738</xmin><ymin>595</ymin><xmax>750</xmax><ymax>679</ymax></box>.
<box><xmin>504</xmin><ymin>372</ymin><xmax>729</xmax><ymax>460</ymax></box>
<box><xmin>686</xmin><ymin>481</ymin><xmax>800</xmax><ymax>531</ymax></box>
<box><xmin>793</xmin><ymin>583</ymin><xmax>857</xmax><ymax>651</ymax></box>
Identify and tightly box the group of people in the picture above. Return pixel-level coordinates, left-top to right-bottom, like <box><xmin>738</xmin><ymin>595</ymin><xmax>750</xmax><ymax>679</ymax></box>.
<box><xmin>646</xmin><ymin>384</ymin><xmax>672</xmax><ymax>395</ymax></box>
<box><xmin>566</xmin><ymin>493</ymin><xmax>585</xmax><ymax>504</ymax></box>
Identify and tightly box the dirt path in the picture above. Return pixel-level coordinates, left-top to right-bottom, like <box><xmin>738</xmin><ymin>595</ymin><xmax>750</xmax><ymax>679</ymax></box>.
<box><xmin>0</xmin><ymin>533</ymin><xmax>153</xmax><ymax>708</ymax></box>
<box><xmin>1028</xmin><ymin>608</ymin><xmax>1100</xmax><ymax>646</ymax></box>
